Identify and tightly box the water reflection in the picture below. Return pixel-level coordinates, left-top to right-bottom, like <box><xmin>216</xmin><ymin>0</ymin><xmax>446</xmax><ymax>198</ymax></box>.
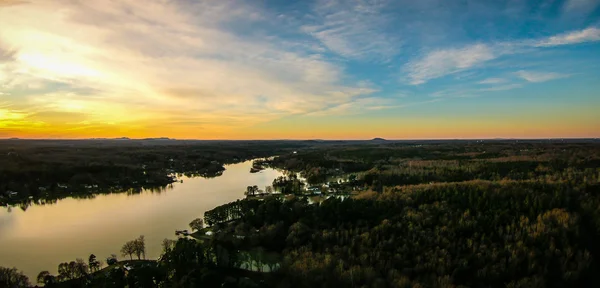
<box><xmin>0</xmin><ymin>160</ymin><xmax>284</xmax><ymax>280</ymax></box>
<box><xmin>4</xmin><ymin>184</ymin><xmax>177</xmax><ymax>211</ymax></box>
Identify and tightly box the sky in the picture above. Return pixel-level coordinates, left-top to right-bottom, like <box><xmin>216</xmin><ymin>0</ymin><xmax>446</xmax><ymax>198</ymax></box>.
<box><xmin>0</xmin><ymin>0</ymin><xmax>599</xmax><ymax>139</ymax></box>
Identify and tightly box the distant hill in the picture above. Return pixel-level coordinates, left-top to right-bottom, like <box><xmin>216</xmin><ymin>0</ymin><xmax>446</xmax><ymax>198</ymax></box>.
<box><xmin>141</xmin><ymin>137</ymin><xmax>172</xmax><ymax>141</ymax></box>
<box><xmin>371</xmin><ymin>138</ymin><xmax>386</xmax><ymax>141</ymax></box>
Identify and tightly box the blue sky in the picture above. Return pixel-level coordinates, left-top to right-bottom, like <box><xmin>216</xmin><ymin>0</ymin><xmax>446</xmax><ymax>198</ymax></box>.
<box><xmin>0</xmin><ymin>0</ymin><xmax>599</xmax><ymax>138</ymax></box>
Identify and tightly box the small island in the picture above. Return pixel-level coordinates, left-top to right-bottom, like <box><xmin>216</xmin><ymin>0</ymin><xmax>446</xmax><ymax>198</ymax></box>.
<box><xmin>249</xmin><ymin>166</ymin><xmax>264</xmax><ymax>173</ymax></box>
<box><xmin>249</xmin><ymin>159</ymin><xmax>268</xmax><ymax>173</ymax></box>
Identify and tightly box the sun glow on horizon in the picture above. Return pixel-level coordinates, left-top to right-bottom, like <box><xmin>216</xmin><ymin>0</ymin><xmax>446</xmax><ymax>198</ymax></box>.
<box><xmin>0</xmin><ymin>0</ymin><xmax>599</xmax><ymax>139</ymax></box>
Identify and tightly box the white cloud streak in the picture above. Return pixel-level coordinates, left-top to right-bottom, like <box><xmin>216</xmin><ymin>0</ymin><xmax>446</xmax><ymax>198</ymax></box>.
<box><xmin>535</xmin><ymin>27</ymin><xmax>600</xmax><ymax>47</ymax></box>
<box><xmin>405</xmin><ymin>44</ymin><xmax>496</xmax><ymax>85</ymax></box>
<box><xmin>478</xmin><ymin>78</ymin><xmax>506</xmax><ymax>84</ymax></box>
<box><xmin>515</xmin><ymin>70</ymin><xmax>570</xmax><ymax>82</ymax></box>
<box><xmin>302</xmin><ymin>0</ymin><xmax>399</xmax><ymax>60</ymax></box>
<box><xmin>478</xmin><ymin>84</ymin><xmax>523</xmax><ymax>91</ymax></box>
<box><xmin>405</xmin><ymin>26</ymin><xmax>600</xmax><ymax>85</ymax></box>
<box><xmin>306</xmin><ymin>97</ymin><xmax>396</xmax><ymax>116</ymax></box>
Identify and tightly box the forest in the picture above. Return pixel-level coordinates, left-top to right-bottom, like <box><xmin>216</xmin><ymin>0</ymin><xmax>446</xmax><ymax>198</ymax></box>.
<box><xmin>1</xmin><ymin>140</ymin><xmax>600</xmax><ymax>287</ymax></box>
<box><xmin>0</xmin><ymin>139</ymin><xmax>310</xmax><ymax>206</ymax></box>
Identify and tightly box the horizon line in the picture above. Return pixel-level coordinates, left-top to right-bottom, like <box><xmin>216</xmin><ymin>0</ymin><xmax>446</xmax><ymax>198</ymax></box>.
<box><xmin>1</xmin><ymin>137</ymin><xmax>599</xmax><ymax>141</ymax></box>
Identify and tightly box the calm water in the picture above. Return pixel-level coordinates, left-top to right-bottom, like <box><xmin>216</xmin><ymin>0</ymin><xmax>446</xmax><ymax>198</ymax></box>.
<box><xmin>0</xmin><ymin>160</ymin><xmax>283</xmax><ymax>279</ymax></box>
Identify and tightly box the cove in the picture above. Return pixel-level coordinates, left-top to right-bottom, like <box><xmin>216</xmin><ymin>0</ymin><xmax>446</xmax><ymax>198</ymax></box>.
<box><xmin>0</xmin><ymin>160</ymin><xmax>283</xmax><ymax>279</ymax></box>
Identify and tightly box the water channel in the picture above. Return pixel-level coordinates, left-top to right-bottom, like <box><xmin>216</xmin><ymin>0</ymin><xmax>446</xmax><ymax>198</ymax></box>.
<box><xmin>0</xmin><ymin>160</ymin><xmax>284</xmax><ymax>279</ymax></box>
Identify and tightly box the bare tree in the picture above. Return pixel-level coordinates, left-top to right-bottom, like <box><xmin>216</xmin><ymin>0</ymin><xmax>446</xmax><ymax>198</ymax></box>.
<box><xmin>121</xmin><ymin>236</ymin><xmax>146</xmax><ymax>260</ymax></box>
<box><xmin>121</xmin><ymin>241</ymin><xmax>135</xmax><ymax>260</ymax></box>
<box><xmin>75</xmin><ymin>258</ymin><xmax>89</xmax><ymax>276</ymax></box>
<box><xmin>135</xmin><ymin>235</ymin><xmax>146</xmax><ymax>260</ymax></box>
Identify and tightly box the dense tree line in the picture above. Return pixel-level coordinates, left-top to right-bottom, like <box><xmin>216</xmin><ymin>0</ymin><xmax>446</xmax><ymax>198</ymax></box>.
<box><xmin>200</xmin><ymin>180</ymin><xmax>600</xmax><ymax>287</ymax></box>
<box><xmin>24</xmin><ymin>236</ymin><xmax>269</xmax><ymax>287</ymax></box>
<box><xmin>204</xmin><ymin>199</ymin><xmax>263</xmax><ymax>226</ymax></box>
<box><xmin>24</xmin><ymin>179</ymin><xmax>600</xmax><ymax>287</ymax></box>
<box><xmin>200</xmin><ymin>142</ymin><xmax>600</xmax><ymax>287</ymax></box>
<box><xmin>268</xmin><ymin>142</ymin><xmax>600</xmax><ymax>189</ymax></box>
<box><xmin>0</xmin><ymin>267</ymin><xmax>30</xmax><ymax>288</ymax></box>
<box><xmin>76</xmin><ymin>177</ymin><xmax>596</xmax><ymax>287</ymax></box>
<box><xmin>0</xmin><ymin>140</ymin><xmax>311</xmax><ymax>206</ymax></box>
<box><xmin>5</xmin><ymin>141</ymin><xmax>600</xmax><ymax>287</ymax></box>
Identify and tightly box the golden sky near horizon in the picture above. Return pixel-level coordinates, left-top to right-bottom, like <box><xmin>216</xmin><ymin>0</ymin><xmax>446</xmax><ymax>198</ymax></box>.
<box><xmin>0</xmin><ymin>0</ymin><xmax>599</xmax><ymax>139</ymax></box>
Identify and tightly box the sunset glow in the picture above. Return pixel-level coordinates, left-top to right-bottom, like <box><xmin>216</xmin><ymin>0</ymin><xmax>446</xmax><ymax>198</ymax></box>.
<box><xmin>0</xmin><ymin>0</ymin><xmax>599</xmax><ymax>139</ymax></box>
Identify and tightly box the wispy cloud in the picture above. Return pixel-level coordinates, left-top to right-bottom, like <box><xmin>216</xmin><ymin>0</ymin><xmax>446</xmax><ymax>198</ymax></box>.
<box><xmin>515</xmin><ymin>70</ymin><xmax>570</xmax><ymax>82</ymax></box>
<box><xmin>0</xmin><ymin>0</ymin><xmax>377</xmax><ymax>137</ymax></box>
<box><xmin>405</xmin><ymin>26</ymin><xmax>600</xmax><ymax>85</ymax></box>
<box><xmin>478</xmin><ymin>78</ymin><xmax>507</xmax><ymax>84</ymax></box>
<box><xmin>302</xmin><ymin>0</ymin><xmax>399</xmax><ymax>61</ymax></box>
<box><xmin>1</xmin><ymin>0</ymin><xmax>599</xmax><ymax>139</ymax></box>
<box><xmin>307</xmin><ymin>97</ymin><xmax>396</xmax><ymax>116</ymax></box>
<box><xmin>405</xmin><ymin>44</ymin><xmax>496</xmax><ymax>85</ymax></box>
<box><xmin>431</xmin><ymin>82</ymin><xmax>523</xmax><ymax>98</ymax></box>
<box><xmin>0</xmin><ymin>46</ymin><xmax>16</xmax><ymax>63</ymax></box>
<box><xmin>535</xmin><ymin>27</ymin><xmax>600</xmax><ymax>47</ymax></box>
<box><xmin>307</xmin><ymin>97</ymin><xmax>444</xmax><ymax>116</ymax></box>
<box><xmin>479</xmin><ymin>84</ymin><xmax>523</xmax><ymax>91</ymax></box>
<box><xmin>562</xmin><ymin>0</ymin><xmax>600</xmax><ymax>14</ymax></box>
<box><xmin>0</xmin><ymin>0</ymin><xmax>27</xmax><ymax>7</ymax></box>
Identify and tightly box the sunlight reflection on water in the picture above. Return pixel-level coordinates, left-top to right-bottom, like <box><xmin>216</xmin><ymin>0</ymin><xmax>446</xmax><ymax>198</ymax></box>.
<box><xmin>0</xmin><ymin>160</ymin><xmax>283</xmax><ymax>279</ymax></box>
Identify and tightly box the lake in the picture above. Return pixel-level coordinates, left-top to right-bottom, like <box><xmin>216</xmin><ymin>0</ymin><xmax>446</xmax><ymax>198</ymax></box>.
<box><xmin>0</xmin><ymin>160</ymin><xmax>284</xmax><ymax>280</ymax></box>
